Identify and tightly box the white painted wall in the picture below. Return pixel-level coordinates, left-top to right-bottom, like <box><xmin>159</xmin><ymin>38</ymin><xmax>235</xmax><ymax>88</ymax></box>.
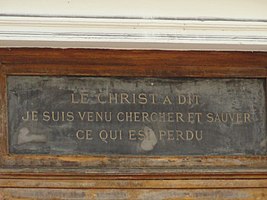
<box><xmin>1</xmin><ymin>0</ymin><xmax>267</xmax><ymax>20</ymax></box>
<box><xmin>0</xmin><ymin>0</ymin><xmax>267</xmax><ymax>50</ymax></box>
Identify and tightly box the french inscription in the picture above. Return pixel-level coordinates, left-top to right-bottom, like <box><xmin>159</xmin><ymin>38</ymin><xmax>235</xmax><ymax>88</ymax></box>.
<box><xmin>7</xmin><ymin>76</ymin><xmax>266</xmax><ymax>155</ymax></box>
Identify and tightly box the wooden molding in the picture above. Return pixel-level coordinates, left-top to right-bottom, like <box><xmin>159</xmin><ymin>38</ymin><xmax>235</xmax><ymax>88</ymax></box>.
<box><xmin>0</xmin><ymin>49</ymin><xmax>266</xmax><ymax>77</ymax></box>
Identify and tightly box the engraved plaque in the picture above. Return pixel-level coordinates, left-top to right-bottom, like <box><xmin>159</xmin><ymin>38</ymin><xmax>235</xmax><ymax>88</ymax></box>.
<box><xmin>7</xmin><ymin>76</ymin><xmax>266</xmax><ymax>155</ymax></box>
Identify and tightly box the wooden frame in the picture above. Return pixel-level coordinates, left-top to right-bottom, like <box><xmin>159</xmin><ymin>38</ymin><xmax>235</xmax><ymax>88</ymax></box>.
<box><xmin>0</xmin><ymin>49</ymin><xmax>267</xmax><ymax>199</ymax></box>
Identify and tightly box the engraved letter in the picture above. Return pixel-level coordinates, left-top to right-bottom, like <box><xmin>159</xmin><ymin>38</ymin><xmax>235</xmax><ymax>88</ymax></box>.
<box><xmin>71</xmin><ymin>93</ymin><xmax>79</xmax><ymax>104</ymax></box>
<box><xmin>138</xmin><ymin>93</ymin><xmax>147</xmax><ymax>104</ymax></box>
<box><xmin>159</xmin><ymin>130</ymin><xmax>166</xmax><ymax>140</ymax></box>
<box><xmin>81</xmin><ymin>93</ymin><xmax>89</xmax><ymax>104</ymax></box>
<box><xmin>244</xmin><ymin>113</ymin><xmax>251</xmax><ymax>123</ymax></box>
<box><xmin>97</xmin><ymin>93</ymin><xmax>106</xmax><ymax>104</ymax></box>
<box><xmin>163</xmin><ymin>96</ymin><xmax>172</xmax><ymax>104</ymax></box>
<box><xmin>22</xmin><ymin>111</ymin><xmax>30</xmax><ymax>121</ymax></box>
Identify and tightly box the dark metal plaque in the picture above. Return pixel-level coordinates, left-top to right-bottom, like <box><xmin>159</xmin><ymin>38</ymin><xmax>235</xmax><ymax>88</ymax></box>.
<box><xmin>7</xmin><ymin>76</ymin><xmax>266</xmax><ymax>155</ymax></box>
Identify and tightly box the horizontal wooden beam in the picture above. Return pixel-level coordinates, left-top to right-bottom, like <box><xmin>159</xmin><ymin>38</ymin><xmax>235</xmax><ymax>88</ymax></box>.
<box><xmin>1</xmin><ymin>49</ymin><xmax>266</xmax><ymax>78</ymax></box>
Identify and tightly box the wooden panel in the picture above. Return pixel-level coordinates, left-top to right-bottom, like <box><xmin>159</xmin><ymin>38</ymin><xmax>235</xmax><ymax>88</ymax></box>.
<box><xmin>0</xmin><ymin>49</ymin><xmax>267</xmax><ymax>199</ymax></box>
<box><xmin>1</xmin><ymin>188</ymin><xmax>267</xmax><ymax>200</ymax></box>
<box><xmin>1</xmin><ymin>49</ymin><xmax>267</xmax><ymax>173</ymax></box>
<box><xmin>1</xmin><ymin>175</ymin><xmax>267</xmax><ymax>188</ymax></box>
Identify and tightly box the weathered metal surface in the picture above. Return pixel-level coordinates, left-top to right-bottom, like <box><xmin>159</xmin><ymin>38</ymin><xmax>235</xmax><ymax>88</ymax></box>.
<box><xmin>7</xmin><ymin>76</ymin><xmax>266</xmax><ymax>156</ymax></box>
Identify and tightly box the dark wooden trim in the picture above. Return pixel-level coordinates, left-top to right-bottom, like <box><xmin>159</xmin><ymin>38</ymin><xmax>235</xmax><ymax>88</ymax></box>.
<box><xmin>0</xmin><ymin>49</ymin><xmax>266</xmax><ymax>78</ymax></box>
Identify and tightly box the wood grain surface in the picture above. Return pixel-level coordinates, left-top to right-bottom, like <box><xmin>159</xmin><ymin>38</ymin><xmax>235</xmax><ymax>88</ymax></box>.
<box><xmin>0</xmin><ymin>49</ymin><xmax>266</xmax><ymax>77</ymax></box>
